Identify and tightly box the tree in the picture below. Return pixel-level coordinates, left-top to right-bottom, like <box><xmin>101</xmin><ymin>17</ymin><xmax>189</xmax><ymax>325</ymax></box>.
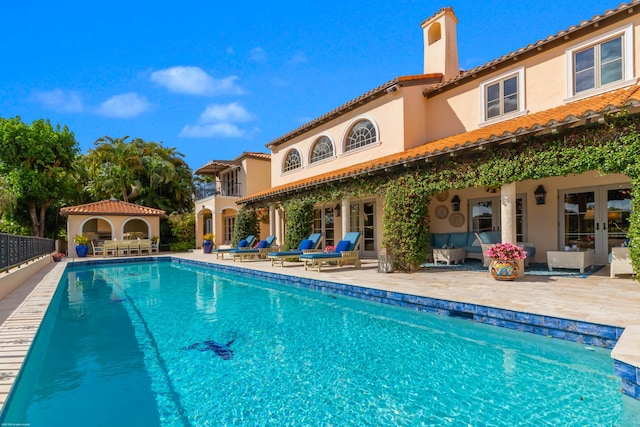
<box><xmin>82</xmin><ymin>136</ymin><xmax>194</xmax><ymax>213</ymax></box>
<box><xmin>0</xmin><ymin>117</ymin><xmax>79</xmax><ymax>237</ymax></box>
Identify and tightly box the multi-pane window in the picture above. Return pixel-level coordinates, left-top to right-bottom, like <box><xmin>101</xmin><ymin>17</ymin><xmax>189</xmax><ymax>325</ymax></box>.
<box><xmin>310</xmin><ymin>136</ymin><xmax>334</xmax><ymax>163</ymax></box>
<box><xmin>345</xmin><ymin>120</ymin><xmax>377</xmax><ymax>152</ymax></box>
<box><xmin>221</xmin><ymin>169</ymin><xmax>239</xmax><ymax>196</ymax></box>
<box><xmin>574</xmin><ymin>36</ymin><xmax>623</xmax><ymax>94</ymax></box>
<box><xmin>485</xmin><ymin>75</ymin><xmax>518</xmax><ymax>120</ymax></box>
<box><xmin>283</xmin><ymin>149</ymin><xmax>302</xmax><ymax>172</ymax></box>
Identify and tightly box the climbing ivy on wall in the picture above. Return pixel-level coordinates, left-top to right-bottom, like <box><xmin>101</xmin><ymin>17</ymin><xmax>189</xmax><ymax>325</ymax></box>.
<box><xmin>282</xmin><ymin>198</ymin><xmax>315</xmax><ymax>250</ymax></box>
<box><xmin>231</xmin><ymin>207</ymin><xmax>260</xmax><ymax>247</ymax></box>
<box><xmin>247</xmin><ymin>114</ymin><xmax>640</xmax><ymax>274</ymax></box>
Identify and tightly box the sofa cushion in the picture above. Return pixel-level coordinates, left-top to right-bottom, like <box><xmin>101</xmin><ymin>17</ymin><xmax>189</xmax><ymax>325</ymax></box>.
<box><xmin>465</xmin><ymin>245</ymin><xmax>483</xmax><ymax>253</ymax></box>
<box><xmin>431</xmin><ymin>233</ymin><xmax>450</xmax><ymax>248</ymax></box>
<box><xmin>448</xmin><ymin>233</ymin><xmax>470</xmax><ymax>249</ymax></box>
<box><xmin>478</xmin><ymin>231</ymin><xmax>501</xmax><ymax>244</ymax></box>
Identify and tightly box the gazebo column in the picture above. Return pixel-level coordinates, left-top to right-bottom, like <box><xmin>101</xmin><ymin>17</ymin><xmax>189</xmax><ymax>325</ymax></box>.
<box><xmin>500</xmin><ymin>182</ymin><xmax>517</xmax><ymax>244</ymax></box>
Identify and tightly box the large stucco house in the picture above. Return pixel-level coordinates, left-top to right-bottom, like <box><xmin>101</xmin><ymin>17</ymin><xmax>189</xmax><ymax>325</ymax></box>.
<box><xmin>236</xmin><ymin>2</ymin><xmax>639</xmax><ymax>270</ymax></box>
<box><xmin>194</xmin><ymin>152</ymin><xmax>271</xmax><ymax>249</ymax></box>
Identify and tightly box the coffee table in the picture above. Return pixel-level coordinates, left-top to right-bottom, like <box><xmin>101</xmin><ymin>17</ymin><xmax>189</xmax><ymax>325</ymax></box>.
<box><xmin>432</xmin><ymin>247</ymin><xmax>466</xmax><ymax>265</ymax></box>
<box><xmin>546</xmin><ymin>249</ymin><xmax>595</xmax><ymax>273</ymax></box>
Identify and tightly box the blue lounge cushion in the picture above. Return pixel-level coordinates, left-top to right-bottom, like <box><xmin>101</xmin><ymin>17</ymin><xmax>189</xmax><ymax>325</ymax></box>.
<box><xmin>478</xmin><ymin>231</ymin><xmax>501</xmax><ymax>244</ymax></box>
<box><xmin>298</xmin><ymin>239</ymin><xmax>314</xmax><ymax>250</ymax></box>
<box><xmin>335</xmin><ymin>240</ymin><xmax>351</xmax><ymax>252</ymax></box>
<box><xmin>238</xmin><ymin>239</ymin><xmax>248</xmax><ymax>248</ymax></box>
<box><xmin>257</xmin><ymin>240</ymin><xmax>268</xmax><ymax>249</ymax></box>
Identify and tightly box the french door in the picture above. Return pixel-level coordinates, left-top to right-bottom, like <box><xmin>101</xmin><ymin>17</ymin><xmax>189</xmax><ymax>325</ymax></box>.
<box><xmin>560</xmin><ymin>184</ymin><xmax>631</xmax><ymax>264</ymax></box>
<box><xmin>349</xmin><ymin>201</ymin><xmax>377</xmax><ymax>257</ymax></box>
<box><xmin>469</xmin><ymin>196</ymin><xmax>526</xmax><ymax>241</ymax></box>
<box><xmin>312</xmin><ymin>207</ymin><xmax>335</xmax><ymax>247</ymax></box>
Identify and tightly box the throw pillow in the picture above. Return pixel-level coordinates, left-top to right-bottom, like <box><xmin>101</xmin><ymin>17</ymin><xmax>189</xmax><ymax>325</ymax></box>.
<box><xmin>335</xmin><ymin>240</ymin><xmax>351</xmax><ymax>252</ymax></box>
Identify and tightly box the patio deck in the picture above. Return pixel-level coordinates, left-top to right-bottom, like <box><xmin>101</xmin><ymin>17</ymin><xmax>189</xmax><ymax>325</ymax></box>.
<box><xmin>1</xmin><ymin>253</ymin><xmax>639</xmax><ymax>408</ymax></box>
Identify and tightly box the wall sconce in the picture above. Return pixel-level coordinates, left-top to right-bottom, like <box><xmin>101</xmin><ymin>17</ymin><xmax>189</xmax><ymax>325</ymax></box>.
<box><xmin>334</xmin><ymin>204</ymin><xmax>341</xmax><ymax>217</ymax></box>
<box><xmin>451</xmin><ymin>195</ymin><xmax>461</xmax><ymax>212</ymax></box>
<box><xmin>534</xmin><ymin>185</ymin><xmax>547</xmax><ymax>205</ymax></box>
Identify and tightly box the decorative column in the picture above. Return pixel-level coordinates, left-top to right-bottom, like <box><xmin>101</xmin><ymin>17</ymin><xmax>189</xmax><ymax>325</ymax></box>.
<box><xmin>341</xmin><ymin>198</ymin><xmax>350</xmax><ymax>235</ymax></box>
<box><xmin>269</xmin><ymin>204</ymin><xmax>276</xmax><ymax>237</ymax></box>
<box><xmin>500</xmin><ymin>182</ymin><xmax>517</xmax><ymax>244</ymax></box>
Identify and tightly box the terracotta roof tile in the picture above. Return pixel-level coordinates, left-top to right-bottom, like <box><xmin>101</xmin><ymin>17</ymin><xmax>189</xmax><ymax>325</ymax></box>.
<box><xmin>60</xmin><ymin>200</ymin><xmax>166</xmax><ymax>216</ymax></box>
<box><xmin>266</xmin><ymin>74</ymin><xmax>443</xmax><ymax>149</ymax></box>
<box><xmin>239</xmin><ymin>84</ymin><xmax>640</xmax><ymax>204</ymax></box>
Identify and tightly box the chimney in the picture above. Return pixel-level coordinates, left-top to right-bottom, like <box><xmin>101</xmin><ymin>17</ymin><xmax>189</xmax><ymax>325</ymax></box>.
<box><xmin>421</xmin><ymin>7</ymin><xmax>460</xmax><ymax>81</ymax></box>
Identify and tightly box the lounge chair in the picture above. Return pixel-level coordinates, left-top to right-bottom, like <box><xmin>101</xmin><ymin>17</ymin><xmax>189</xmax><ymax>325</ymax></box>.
<box><xmin>232</xmin><ymin>236</ymin><xmax>276</xmax><ymax>261</ymax></box>
<box><xmin>213</xmin><ymin>235</ymin><xmax>256</xmax><ymax>259</ymax></box>
<box><xmin>300</xmin><ymin>232</ymin><xmax>362</xmax><ymax>272</ymax></box>
<box><xmin>266</xmin><ymin>233</ymin><xmax>323</xmax><ymax>267</ymax></box>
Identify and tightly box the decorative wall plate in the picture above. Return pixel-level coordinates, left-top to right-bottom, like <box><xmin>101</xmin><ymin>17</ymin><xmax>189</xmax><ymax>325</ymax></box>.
<box><xmin>435</xmin><ymin>191</ymin><xmax>449</xmax><ymax>202</ymax></box>
<box><xmin>449</xmin><ymin>212</ymin><xmax>465</xmax><ymax>227</ymax></box>
<box><xmin>435</xmin><ymin>205</ymin><xmax>449</xmax><ymax>219</ymax></box>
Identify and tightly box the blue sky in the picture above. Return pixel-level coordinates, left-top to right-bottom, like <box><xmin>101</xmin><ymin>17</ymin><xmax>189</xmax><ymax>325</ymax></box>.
<box><xmin>0</xmin><ymin>0</ymin><xmax>617</xmax><ymax>171</ymax></box>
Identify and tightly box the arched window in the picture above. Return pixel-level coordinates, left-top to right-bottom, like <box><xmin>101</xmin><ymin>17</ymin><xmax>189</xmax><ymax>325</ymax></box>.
<box><xmin>283</xmin><ymin>149</ymin><xmax>302</xmax><ymax>172</ymax></box>
<box><xmin>310</xmin><ymin>136</ymin><xmax>334</xmax><ymax>163</ymax></box>
<box><xmin>345</xmin><ymin>119</ymin><xmax>377</xmax><ymax>152</ymax></box>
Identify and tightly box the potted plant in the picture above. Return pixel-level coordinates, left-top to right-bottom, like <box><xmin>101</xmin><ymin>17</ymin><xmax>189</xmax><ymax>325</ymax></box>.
<box><xmin>73</xmin><ymin>234</ymin><xmax>91</xmax><ymax>258</ymax></box>
<box><xmin>484</xmin><ymin>242</ymin><xmax>527</xmax><ymax>280</ymax></box>
<box><xmin>51</xmin><ymin>252</ymin><xmax>65</xmax><ymax>262</ymax></box>
<box><xmin>202</xmin><ymin>233</ymin><xmax>215</xmax><ymax>254</ymax></box>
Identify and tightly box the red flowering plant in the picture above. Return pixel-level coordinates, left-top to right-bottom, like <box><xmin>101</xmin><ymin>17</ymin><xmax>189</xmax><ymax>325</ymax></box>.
<box><xmin>51</xmin><ymin>252</ymin><xmax>65</xmax><ymax>261</ymax></box>
<box><xmin>484</xmin><ymin>242</ymin><xmax>527</xmax><ymax>260</ymax></box>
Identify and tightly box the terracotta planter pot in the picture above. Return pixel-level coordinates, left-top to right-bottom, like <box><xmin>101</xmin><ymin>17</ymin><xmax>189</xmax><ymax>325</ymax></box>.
<box><xmin>489</xmin><ymin>259</ymin><xmax>524</xmax><ymax>280</ymax></box>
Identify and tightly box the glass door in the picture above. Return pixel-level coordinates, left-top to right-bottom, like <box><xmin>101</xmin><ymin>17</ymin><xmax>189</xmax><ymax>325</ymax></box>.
<box><xmin>349</xmin><ymin>201</ymin><xmax>377</xmax><ymax>257</ymax></box>
<box><xmin>470</xmin><ymin>198</ymin><xmax>500</xmax><ymax>233</ymax></box>
<box><xmin>560</xmin><ymin>184</ymin><xmax>631</xmax><ymax>264</ymax></box>
<box><xmin>313</xmin><ymin>207</ymin><xmax>335</xmax><ymax>247</ymax></box>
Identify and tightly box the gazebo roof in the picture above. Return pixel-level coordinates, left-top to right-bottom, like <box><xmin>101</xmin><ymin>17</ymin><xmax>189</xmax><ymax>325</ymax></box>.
<box><xmin>60</xmin><ymin>200</ymin><xmax>166</xmax><ymax>217</ymax></box>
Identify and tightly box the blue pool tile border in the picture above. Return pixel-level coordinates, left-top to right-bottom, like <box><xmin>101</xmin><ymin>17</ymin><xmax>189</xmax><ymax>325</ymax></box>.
<box><xmin>66</xmin><ymin>256</ymin><xmax>637</xmax><ymax>399</ymax></box>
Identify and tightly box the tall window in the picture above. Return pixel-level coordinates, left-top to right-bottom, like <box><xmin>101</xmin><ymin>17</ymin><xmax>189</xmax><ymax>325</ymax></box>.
<box><xmin>485</xmin><ymin>75</ymin><xmax>518</xmax><ymax>120</ymax></box>
<box><xmin>310</xmin><ymin>136</ymin><xmax>334</xmax><ymax>163</ymax></box>
<box><xmin>283</xmin><ymin>149</ymin><xmax>302</xmax><ymax>172</ymax></box>
<box><xmin>221</xmin><ymin>169</ymin><xmax>239</xmax><ymax>196</ymax></box>
<box><xmin>574</xmin><ymin>36</ymin><xmax>623</xmax><ymax>94</ymax></box>
<box><xmin>345</xmin><ymin>120</ymin><xmax>377</xmax><ymax>152</ymax></box>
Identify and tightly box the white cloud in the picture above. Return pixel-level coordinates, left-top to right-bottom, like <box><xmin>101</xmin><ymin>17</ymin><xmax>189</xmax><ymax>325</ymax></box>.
<box><xmin>181</xmin><ymin>102</ymin><xmax>257</xmax><ymax>139</ymax></box>
<box><xmin>31</xmin><ymin>89</ymin><xmax>83</xmax><ymax>113</ymax></box>
<box><xmin>198</xmin><ymin>102</ymin><xmax>255</xmax><ymax>123</ymax></box>
<box><xmin>149</xmin><ymin>66</ymin><xmax>243</xmax><ymax>96</ymax></box>
<box><xmin>287</xmin><ymin>52</ymin><xmax>308</xmax><ymax>65</ymax></box>
<box><xmin>179</xmin><ymin>123</ymin><xmax>245</xmax><ymax>138</ymax></box>
<box><xmin>95</xmin><ymin>93</ymin><xmax>150</xmax><ymax>118</ymax></box>
<box><xmin>249</xmin><ymin>47</ymin><xmax>267</xmax><ymax>63</ymax></box>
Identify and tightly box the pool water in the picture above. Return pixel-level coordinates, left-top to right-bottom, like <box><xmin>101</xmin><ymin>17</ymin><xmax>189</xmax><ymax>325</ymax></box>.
<box><xmin>2</xmin><ymin>260</ymin><xmax>639</xmax><ymax>426</ymax></box>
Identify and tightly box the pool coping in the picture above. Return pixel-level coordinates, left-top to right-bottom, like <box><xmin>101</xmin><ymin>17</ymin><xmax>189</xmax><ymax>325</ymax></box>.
<box><xmin>0</xmin><ymin>256</ymin><xmax>638</xmax><ymax>411</ymax></box>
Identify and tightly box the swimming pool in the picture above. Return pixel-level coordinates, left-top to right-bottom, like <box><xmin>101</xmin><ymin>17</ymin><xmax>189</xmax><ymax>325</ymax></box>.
<box><xmin>1</xmin><ymin>259</ymin><xmax>639</xmax><ymax>426</ymax></box>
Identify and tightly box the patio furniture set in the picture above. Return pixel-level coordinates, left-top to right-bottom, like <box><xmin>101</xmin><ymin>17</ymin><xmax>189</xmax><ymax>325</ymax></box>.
<box><xmin>91</xmin><ymin>239</ymin><xmax>159</xmax><ymax>257</ymax></box>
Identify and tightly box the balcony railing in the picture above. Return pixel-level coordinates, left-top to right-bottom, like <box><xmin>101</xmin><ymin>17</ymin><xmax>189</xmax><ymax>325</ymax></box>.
<box><xmin>195</xmin><ymin>182</ymin><xmax>242</xmax><ymax>200</ymax></box>
<box><xmin>0</xmin><ymin>233</ymin><xmax>55</xmax><ymax>272</ymax></box>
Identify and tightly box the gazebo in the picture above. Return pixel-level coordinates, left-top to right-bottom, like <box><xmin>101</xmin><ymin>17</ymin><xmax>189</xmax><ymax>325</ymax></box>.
<box><xmin>60</xmin><ymin>200</ymin><xmax>165</xmax><ymax>257</ymax></box>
